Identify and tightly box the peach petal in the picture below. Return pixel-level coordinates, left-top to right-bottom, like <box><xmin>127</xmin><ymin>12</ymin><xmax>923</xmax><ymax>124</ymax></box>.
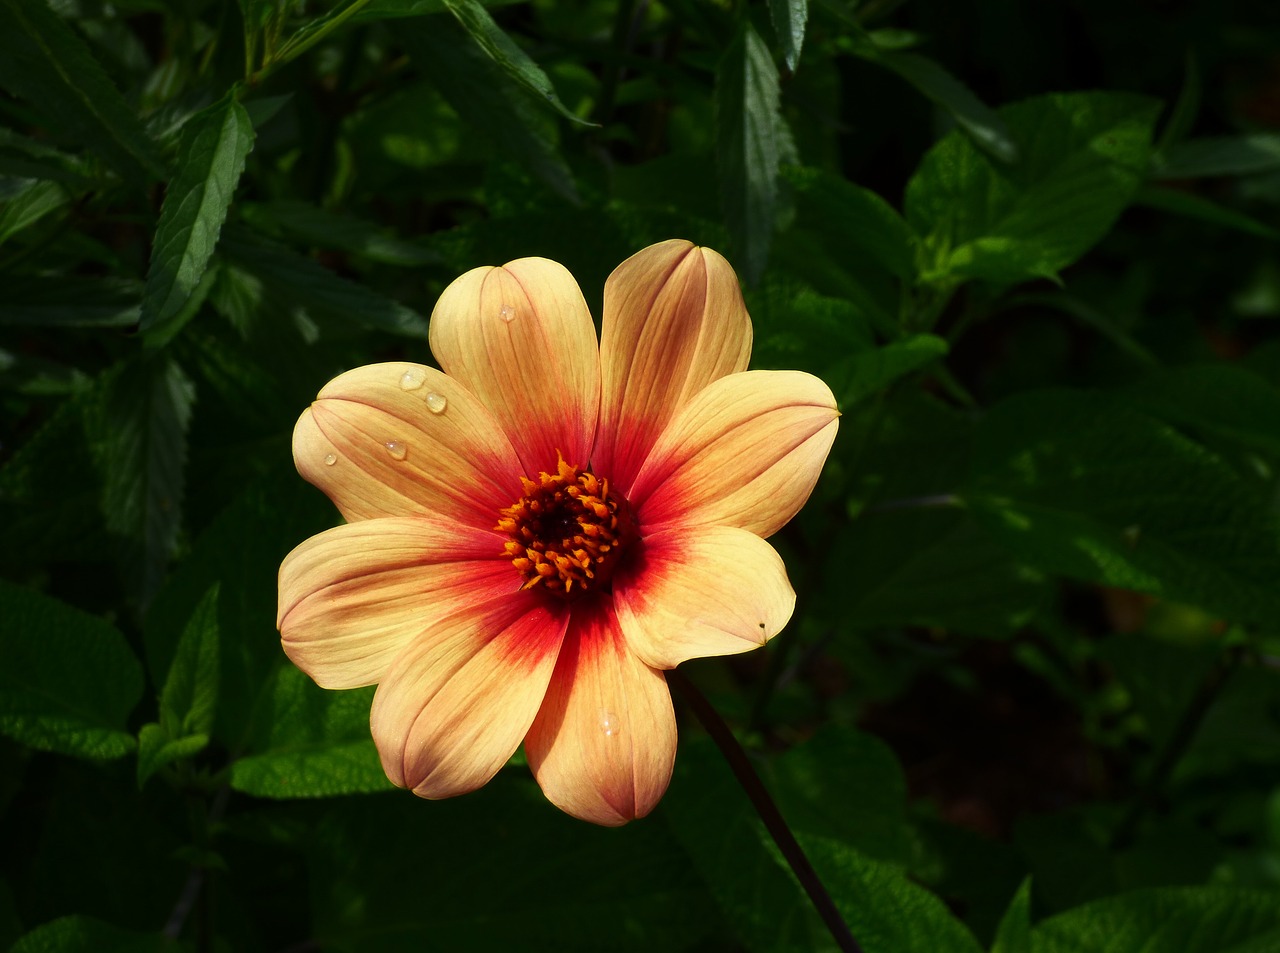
<box><xmin>429</xmin><ymin>259</ymin><xmax>600</xmax><ymax>475</ymax></box>
<box><xmin>524</xmin><ymin>597</ymin><xmax>676</xmax><ymax>826</ymax></box>
<box><xmin>277</xmin><ymin>517</ymin><xmax>514</xmax><ymax>690</ymax></box>
<box><xmin>629</xmin><ymin>369</ymin><xmax>839</xmax><ymax>538</ymax></box>
<box><xmin>294</xmin><ymin>362</ymin><xmax>524</xmax><ymax>528</ymax></box>
<box><xmin>370</xmin><ymin>591</ymin><xmax>569</xmax><ymax>799</ymax></box>
<box><xmin>595</xmin><ymin>240</ymin><xmax>752</xmax><ymax>493</ymax></box>
<box><xmin>613</xmin><ymin>526</ymin><xmax>795</xmax><ymax>670</ymax></box>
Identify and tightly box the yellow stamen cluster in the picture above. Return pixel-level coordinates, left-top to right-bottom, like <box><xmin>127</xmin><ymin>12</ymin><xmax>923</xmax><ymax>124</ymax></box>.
<box><xmin>496</xmin><ymin>454</ymin><xmax>635</xmax><ymax>598</ymax></box>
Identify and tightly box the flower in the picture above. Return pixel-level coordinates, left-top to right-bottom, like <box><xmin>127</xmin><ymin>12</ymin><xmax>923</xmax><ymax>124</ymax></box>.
<box><xmin>276</xmin><ymin>239</ymin><xmax>839</xmax><ymax>826</ymax></box>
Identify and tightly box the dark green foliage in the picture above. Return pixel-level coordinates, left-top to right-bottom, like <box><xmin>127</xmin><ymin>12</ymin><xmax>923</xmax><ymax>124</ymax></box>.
<box><xmin>3</xmin><ymin>0</ymin><xmax>1280</xmax><ymax>950</ymax></box>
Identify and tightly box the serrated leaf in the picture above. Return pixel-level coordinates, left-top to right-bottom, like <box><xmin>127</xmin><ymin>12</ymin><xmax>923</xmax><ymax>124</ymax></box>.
<box><xmin>871</xmin><ymin>50</ymin><xmax>1016</xmax><ymax>163</ymax></box>
<box><xmin>1153</xmin><ymin>134</ymin><xmax>1280</xmax><ymax>179</ymax></box>
<box><xmin>229</xmin><ymin>665</ymin><xmax>393</xmax><ymax>798</ymax></box>
<box><xmin>135</xmin><ymin>722</ymin><xmax>209</xmax><ymax>787</ymax></box>
<box><xmin>906</xmin><ymin>92</ymin><xmax>1160</xmax><ymax>285</ymax></box>
<box><xmin>9</xmin><ymin>914</ymin><xmax>174</xmax><ymax>953</ymax></box>
<box><xmin>716</xmin><ymin>23</ymin><xmax>785</xmax><ymax>285</ymax></box>
<box><xmin>1028</xmin><ymin>886</ymin><xmax>1280</xmax><ymax>953</ymax></box>
<box><xmin>0</xmin><ymin>178</ymin><xmax>70</xmax><ymax>244</ymax></box>
<box><xmin>785</xmin><ymin>166</ymin><xmax>916</xmax><ymax>280</ymax></box>
<box><xmin>0</xmin><ymin>276</ymin><xmax>141</xmax><ymax>328</ymax></box>
<box><xmin>140</xmin><ymin>94</ymin><xmax>255</xmax><ymax>340</ymax></box>
<box><xmin>89</xmin><ymin>356</ymin><xmax>196</xmax><ymax>605</ymax></box>
<box><xmin>402</xmin><ymin>17</ymin><xmax>578</xmax><ymax>202</ymax></box>
<box><xmin>218</xmin><ymin>226</ymin><xmax>428</xmax><ymax>337</ymax></box>
<box><xmin>442</xmin><ymin>0</ymin><xmax>591</xmax><ymax>126</ymax></box>
<box><xmin>830</xmin><ymin>334</ymin><xmax>949</xmax><ymax>406</ymax></box>
<box><xmin>0</xmin><ymin>579</ymin><xmax>142</xmax><ymax>760</ymax></box>
<box><xmin>159</xmin><ymin>585</ymin><xmax>220</xmax><ymax>738</ymax></box>
<box><xmin>964</xmin><ymin>389</ymin><xmax>1280</xmax><ymax>625</ymax></box>
<box><xmin>0</xmin><ymin>0</ymin><xmax>163</xmax><ymax>182</ymax></box>
<box><xmin>240</xmin><ymin>200</ymin><xmax>443</xmax><ymax>266</ymax></box>
<box><xmin>769</xmin><ymin>0</ymin><xmax>808</xmax><ymax>71</ymax></box>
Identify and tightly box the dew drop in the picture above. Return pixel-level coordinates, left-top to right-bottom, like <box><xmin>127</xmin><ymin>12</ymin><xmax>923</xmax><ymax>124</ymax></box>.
<box><xmin>424</xmin><ymin>391</ymin><xmax>448</xmax><ymax>415</ymax></box>
<box><xmin>384</xmin><ymin>440</ymin><xmax>407</xmax><ymax>460</ymax></box>
<box><xmin>323</xmin><ymin>453</ymin><xmax>337</xmax><ymax>467</ymax></box>
<box><xmin>499</xmin><ymin>304</ymin><xmax>516</xmax><ymax>323</ymax></box>
<box><xmin>598</xmin><ymin>708</ymin><xmax>621</xmax><ymax>738</ymax></box>
<box><xmin>399</xmin><ymin>368</ymin><xmax>425</xmax><ymax>391</ymax></box>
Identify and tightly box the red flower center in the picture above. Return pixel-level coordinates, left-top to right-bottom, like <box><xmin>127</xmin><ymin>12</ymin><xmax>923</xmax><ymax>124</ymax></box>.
<box><xmin>496</xmin><ymin>455</ymin><xmax>637</xmax><ymax>599</ymax></box>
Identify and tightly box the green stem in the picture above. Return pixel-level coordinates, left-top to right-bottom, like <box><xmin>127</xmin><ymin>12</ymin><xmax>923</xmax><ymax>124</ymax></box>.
<box><xmin>669</xmin><ymin>670</ymin><xmax>863</xmax><ymax>953</ymax></box>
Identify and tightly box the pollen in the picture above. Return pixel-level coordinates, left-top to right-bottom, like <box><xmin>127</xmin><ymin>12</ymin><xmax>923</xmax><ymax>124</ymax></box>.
<box><xmin>496</xmin><ymin>453</ymin><xmax>637</xmax><ymax>598</ymax></box>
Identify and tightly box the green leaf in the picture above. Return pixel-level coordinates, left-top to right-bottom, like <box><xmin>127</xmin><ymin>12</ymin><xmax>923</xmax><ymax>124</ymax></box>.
<box><xmin>240</xmin><ymin>200</ymin><xmax>443</xmax><ymax>266</ymax></box>
<box><xmin>0</xmin><ymin>579</ymin><xmax>142</xmax><ymax>760</ymax></box>
<box><xmin>906</xmin><ymin>92</ymin><xmax>1160</xmax><ymax>285</ymax></box>
<box><xmin>158</xmin><ymin>585</ymin><xmax>220</xmax><ymax>738</ymax></box>
<box><xmin>229</xmin><ymin>665</ymin><xmax>393</xmax><ymax>798</ymax></box>
<box><xmin>218</xmin><ymin>226</ymin><xmax>429</xmax><ymax>337</ymax></box>
<box><xmin>441</xmin><ymin>0</ymin><xmax>591</xmax><ymax>126</ymax></box>
<box><xmin>270</xmin><ymin>0</ymin><xmax>377</xmax><ymax>71</ymax></box>
<box><xmin>0</xmin><ymin>276</ymin><xmax>141</xmax><ymax>328</ymax></box>
<box><xmin>785</xmin><ymin>166</ymin><xmax>916</xmax><ymax>280</ymax></box>
<box><xmin>1028</xmin><ymin>886</ymin><xmax>1280</xmax><ymax>953</ymax></box>
<box><xmin>991</xmin><ymin>879</ymin><xmax>1032</xmax><ymax>953</ymax></box>
<box><xmin>401</xmin><ymin>17</ymin><xmax>578</xmax><ymax>202</ymax></box>
<box><xmin>871</xmin><ymin>50</ymin><xmax>1017</xmax><ymax>163</ymax></box>
<box><xmin>135</xmin><ymin>722</ymin><xmax>209</xmax><ymax>787</ymax></box>
<box><xmin>1135</xmin><ymin>185</ymin><xmax>1280</xmax><ymax>241</ymax></box>
<box><xmin>716</xmin><ymin>22</ymin><xmax>785</xmax><ymax>285</ymax></box>
<box><xmin>0</xmin><ymin>0</ymin><xmax>163</xmax><ymax>182</ymax></box>
<box><xmin>1125</xmin><ymin>363</ymin><xmax>1280</xmax><ymax>458</ymax></box>
<box><xmin>964</xmin><ymin>389</ymin><xmax>1280</xmax><ymax>626</ymax></box>
<box><xmin>88</xmin><ymin>356</ymin><xmax>196</xmax><ymax>605</ymax></box>
<box><xmin>1153</xmin><ymin>134</ymin><xmax>1280</xmax><ymax>179</ymax></box>
<box><xmin>0</xmin><ymin>178</ymin><xmax>70</xmax><ymax>244</ymax></box>
<box><xmin>139</xmin><ymin>94</ymin><xmax>255</xmax><ymax>340</ymax></box>
<box><xmin>829</xmin><ymin>334</ymin><xmax>949</xmax><ymax>406</ymax></box>
<box><xmin>768</xmin><ymin>0</ymin><xmax>808</xmax><ymax>72</ymax></box>
<box><xmin>10</xmin><ymin>914</ymin><xmax>174</xmax><ymax>953</ymax></box>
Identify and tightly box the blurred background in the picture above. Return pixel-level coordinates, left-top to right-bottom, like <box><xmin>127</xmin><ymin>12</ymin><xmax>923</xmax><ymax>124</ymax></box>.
<box><xmin>3</xmin><ymin>0</ymin><xmax>1280</xmax><ymax>950</ymax></box>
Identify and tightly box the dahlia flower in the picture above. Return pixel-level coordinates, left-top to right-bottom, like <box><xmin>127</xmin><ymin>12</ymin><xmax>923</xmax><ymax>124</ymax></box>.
<box><xmin>276</xmin><ymin>239</ymin><xmax>838</xmax><ymax>825</ymax></box>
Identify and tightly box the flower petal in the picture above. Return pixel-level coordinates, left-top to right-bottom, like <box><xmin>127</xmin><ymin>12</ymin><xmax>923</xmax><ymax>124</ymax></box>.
<box><xmin>370</xmin><ymin>591</ymin><xmax>569</xmax><ymax>799</ymax></box>
<box><xmin>295</xmin><ymin>362</ymin><xmax>523</xmax><ymax>527</ymax></box>
<box><xmin>629</xmin><ymin>369</ymin><xmax>839</xmax><ymax>537</ymax></box>
<box><xmin>613</xmin><ymin>526</ymin><xmax>795</xmax><ymax>670</ymax></box>
<box><xmin>278</xmin><ymin>517</ymin><xmax>513</xmax><ymax>690</ymax></box>
<box><xmin>595</xmin><ymin>240</ymin><xmax>752</xmax><ymax>493</ymax></box>
<box><xmin>429</xmin><ymin>259</ymin><xmax>600</xmax><ymax>475</ymax></box>
<box><xmin>525</xmin><ymin>597</ymin><xmax>676</xmax><ymax>826</ymax></box>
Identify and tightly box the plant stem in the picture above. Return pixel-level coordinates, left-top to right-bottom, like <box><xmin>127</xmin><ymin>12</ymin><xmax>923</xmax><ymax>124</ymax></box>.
<box><xmin>668</xmin><ymin>669</ymin><xmax>863</xmax><ymax>953</ymax></box>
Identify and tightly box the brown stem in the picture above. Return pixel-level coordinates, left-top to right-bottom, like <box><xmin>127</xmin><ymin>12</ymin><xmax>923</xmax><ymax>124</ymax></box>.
<box><xmin>668</xmin><ymin>669</ymin><xmax>863</xmax><ymax>953</ymax></box>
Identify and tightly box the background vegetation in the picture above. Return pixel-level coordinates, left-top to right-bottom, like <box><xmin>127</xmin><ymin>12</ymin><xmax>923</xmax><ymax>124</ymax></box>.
<box><xmin>4</xmin><ymin>0</ymin><xmax>1280</xmax><ymax>950</ymax></box>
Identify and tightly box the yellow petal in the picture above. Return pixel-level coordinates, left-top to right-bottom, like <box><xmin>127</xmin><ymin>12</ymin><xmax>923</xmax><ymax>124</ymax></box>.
<box><xmin>429</xmin><ymin>259</ymin><xmax>600</xmax><ymax>475</ymax></box>
<box><xmin>278</xmin><ymin>517</ymin><xmax>513</xmax><ymax>690</ymax></box>
<box><xmin>629</xmin><ymin>369</ymin><xmax>839</xmax><ymax>538</ymax></box>
<box><xmin>613</xmin><ymin>526</ymin><xmax>795</xmax><ymax>670</ymax></box>
<box><xmin>294</xmin><ymin>362</ymin><xmax>524</xmax><ymax>527</ymax></box>
<box><xmin>595</xmin><ymin>240</ymin><xmax>752</xmax><ymax>492</ymax></box>
<box><xmin>525</xmin><ymin>597</ymin><xmax>676</xmax><ymax>826</ymax></box>
<box><xmin>370</xmin><ymin>591</ymin><xmax>569</xmax><ymax>798</ymax></box>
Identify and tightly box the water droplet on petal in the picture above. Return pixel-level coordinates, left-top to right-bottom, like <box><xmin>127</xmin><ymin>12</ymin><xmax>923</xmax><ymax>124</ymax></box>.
<box><xmin>499</xmin><ymin>304</ymin><xmax>516</xmax><ymax>323</ymax></box>
<box><xmin>399</xmin><ymin>368</ymin><xmax>425</xmax><ymax>391</ymax></box>
<box><xmin>323</xmin><ymin>453</ymin><xmax>337</xmax><ymax>466</ymax></box>
<box><xmin>384</xmin><ymin>440</ymin><xmax>407</xmax><ymax>460</ymax></box>
<box><xmin>425</xmin><ymin>391</ymin><xmax>447</xmax><ymax>414</ymax></box>
<box><xmin>599</xmin><ymin>709</ymin><xmax>621</xmax><ymax>738</ymax></box>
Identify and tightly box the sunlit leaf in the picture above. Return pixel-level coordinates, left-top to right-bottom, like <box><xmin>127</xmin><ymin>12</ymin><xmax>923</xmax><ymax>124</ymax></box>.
<box><xmin>140</xmin><ymin>94</ymin><xmax>255</xmax><ymax>341</ymax></box>
<box><xmin>0</xmin><ymin>580</ymin><xmax>142</xmax><ymax>761</ymax></box>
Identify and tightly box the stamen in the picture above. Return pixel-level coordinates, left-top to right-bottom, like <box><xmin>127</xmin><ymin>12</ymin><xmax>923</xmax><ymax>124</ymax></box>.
<box><xmin>496</xmin><ymin>452</ymin><xmax>636</xmax><ymax>599</ymax></box>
